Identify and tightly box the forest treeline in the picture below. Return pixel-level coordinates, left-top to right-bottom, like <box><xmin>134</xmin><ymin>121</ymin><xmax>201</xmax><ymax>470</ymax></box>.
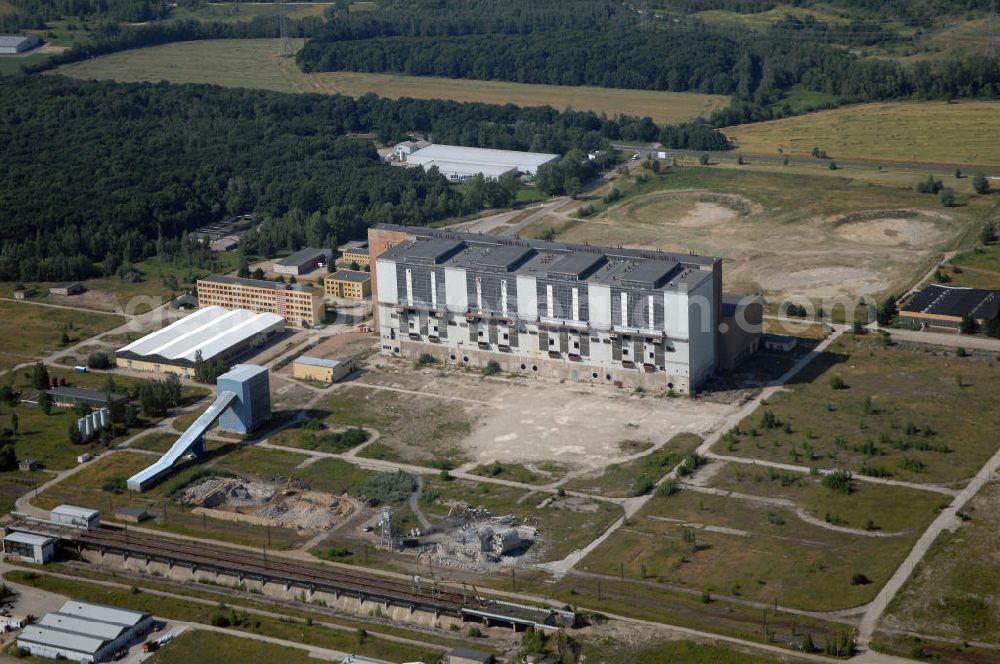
<box><xmin>0</xmin><ymin>76</ymin><xmax>675</xmax><ymax>282</ymax></box>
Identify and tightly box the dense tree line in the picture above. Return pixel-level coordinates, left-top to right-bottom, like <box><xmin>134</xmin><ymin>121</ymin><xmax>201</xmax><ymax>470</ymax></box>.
<box><xmin>0</xmin><ymin>76</ymin><xmax>674</xmax><ymax>282</ymax></box>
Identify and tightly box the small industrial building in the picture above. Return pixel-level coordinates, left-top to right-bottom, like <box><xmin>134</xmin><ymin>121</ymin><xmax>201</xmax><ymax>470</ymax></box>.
<box><xmin>197</xmin><ymin>275</ymin><xmax>325</xmax><ymax>326</ymax></box>
<box><xmin>3</xmin><ymin>531</ymin><xmax>55</xmax><ymax>564</ymax></box>
<box><xmin>340</xmin><ymin>240</ymin><xmax>370</xmax><ymax>267</ymax></box>
<box><xmin>115</xmin><ymin>306</ymin><xmax>285</xmax><ymax>377</ymax></box>
<box><xmin>46</xmin><ymin>386</ymin><xmax>128</xmax><ymax>409</ymax></box>
<box><xmin>272</xmin><ymin>247</ymin><xmax>332</xmax><ymax>276</ymax></box>
<box><xmin>17</xmin><ymin>600</ymin><xmax>154</xmax><ymax>663</ymax></box>
<box><xmin>292</xmin><ymin>356</ymin><xmax>355</xmax><ymax>384</ymax></box>
<box><xmin>326</xmin><ymin>270</ymin><xmax>371</xmax><ymax>300</ymax></box>
<box><xmin>114</xmin><ymin>506</ymin><xmax>151</xmax><ymax>523</ymax></box>
<box><xmin>393</xmin><ymin>139</ymin><xmax>431</xmax><ymax>160</ymax></box>
<box><xmin>718</xmin><ymin>294</ymin><xmax>764</xmax><ymax>371</ymax></box>
<box><xmin>18</xmin><ymin>459</ymin><xmax>38</xmax><ymax>472</ymax></box>
<box><xmin>50</xmin><ymin>505</ymin><xmax>100</xmax><ymax>529</ymax></box>
<box><xmin>899</xmin><ymin>284</ymin><xmax>1000</xmax><ymax>330</ymax></box>
<box><xmin>0</xmin><ymin>34</ymin><xmax>42</xmax><ymax>55</ymax></box>
<box><xmin>13</xmin><ymin>286</ymin><xmax>36</xmax><ymax>300</ymax></box>
<box><xmin>448</xmin><ymin>647</ymin><xmax>494</xmax><ymax>664</ymax></box>
<box><xmin>401</xmin><ymin>143</ymin><xmax>560</xmax><ymax>182</ymax></box>
<box><xmin>50</xmin><ymin>282</ymin><xmax>83</xmax><ymax>296</ymax></box>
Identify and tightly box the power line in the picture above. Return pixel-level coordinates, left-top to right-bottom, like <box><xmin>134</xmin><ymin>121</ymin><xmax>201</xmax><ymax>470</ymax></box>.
<box><xmin>278</xmin><ymin>0</ymin><xmax>291</xmax><ymax>58</ymax></box>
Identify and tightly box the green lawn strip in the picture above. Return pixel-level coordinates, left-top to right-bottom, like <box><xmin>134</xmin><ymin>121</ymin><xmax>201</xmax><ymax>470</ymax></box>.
<box><xmin>578</xmin><ymin>489</ymin><xmax>920</xmax><ymax>613</ymax></box>
<box><xmin>4</xmin><ymin>571</ymin><xmax>442</xmax><ymax>663</ymax></box>
<box><xmin>577</xmin><ymin>637</ymin><xmax>804</xmax><ymax>664</ymax></box>
<box><xmin>0</xmin><ymin>300</ymin><xmax>124</xmax><ymax>358</ymax></box>
<box><xmin>149</xmin><ymin>630</ymin><xmax>318</xmax><ymax>664</ymax></box>
<box><xmin>469</xmin><ymin>462</ymin><xmax>549</xmax><ymax>485</ymax></box>
<box><xmin>561</xmin><ymin>433</ymin><xmax>703</xmax><ymax>497</ymax></box>
<box><xmin>419</xmin><ymin>476</ymin><xmax>623</xmax><ymax>562</ymax></box>
<box><xmin>715</xmin><ymin>335</ymin><xmax>1000</xmax><ymax>485</ymax></box>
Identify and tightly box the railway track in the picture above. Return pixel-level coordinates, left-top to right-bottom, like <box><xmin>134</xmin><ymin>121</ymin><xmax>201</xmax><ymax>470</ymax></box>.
<box><xmin>77</xmin><ymin>528</ymin><xmax>467</xmax><ymax>612</ymax></box>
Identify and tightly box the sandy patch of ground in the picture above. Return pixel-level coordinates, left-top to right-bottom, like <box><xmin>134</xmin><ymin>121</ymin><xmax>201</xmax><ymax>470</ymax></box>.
<box><xmin>554</xmin><ymin>191</ymin><xmax>959</xmax><ymax>301</ymax></box>
<box><xmin>355</xmin><ymin>362</ymin><xmax>729</xmax><ymax>473</ymax></box>
<box><xmin>829</xmin><ymin>210</ymin><xmax>952</xmax><ymax>247</ymax></box>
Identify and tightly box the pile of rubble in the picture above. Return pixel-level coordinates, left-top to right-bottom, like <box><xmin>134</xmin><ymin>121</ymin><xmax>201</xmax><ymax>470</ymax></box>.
<box><xmin>181</xmin><ymin>477</ymin><xmax>355</xmax><ymax>531</ymax></box>
<box><xmin>429</xmin><ymin>507</ymin><xmax>538</xmax><ymax>571</ymax></box>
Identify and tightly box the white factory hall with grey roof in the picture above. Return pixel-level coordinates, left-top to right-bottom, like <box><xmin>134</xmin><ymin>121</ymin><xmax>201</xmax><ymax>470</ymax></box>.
<box><xmin>369</xmin><ymin>225</ymin><xmax>755</xmax><ymax>393</ymax></box>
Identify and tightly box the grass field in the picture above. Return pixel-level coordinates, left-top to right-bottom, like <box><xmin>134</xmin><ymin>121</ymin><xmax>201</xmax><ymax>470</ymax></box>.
<box><xmin>579</xmin><ymin>487</ymin><xmax>930</xmax><ymax>612</ymax></box>
<box><xmin>724</xmin><ymin>101</ymin><xmax>1000</xmax><ymax>166</ymax></box>
<box><xmin>715</xmin><ymin>334</ymin><xmax>1000</xmax><ymax>485</ymax></box>
<box><xmin>882</xmin><ymin>480</ymin><xmax>1000</xmax><ymax>645</ymax></box>
<box><xmin>563</xmin><ymin>433</ymin><xmax>702</xmax><ymax>498</ymax></box>
<box><xmin>55</xmin><ymin>39</ymin><xmax>730</xmax><ymax>123</ymax></box>
<box><xmin>692</xmin><ymin>3</ymin><xmax>854</xmax><ymax>30</ymax></box>
<box><xmin>0</xmin><ymin>300</ymin><xmax>123</xmax><ymax>360</ymax></box>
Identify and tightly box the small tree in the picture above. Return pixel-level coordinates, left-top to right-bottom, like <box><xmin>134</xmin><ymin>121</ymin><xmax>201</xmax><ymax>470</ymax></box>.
<box><xmin>876</xmin><ymin>295</ymin><xmax>897</xmax><ymax>326</ymax></box>
<box><xmin>38</xmin><ymin>392</ymin><xmax>52</xmax><ymax>415</ymax></box>
<box><xmin>31</xmin><ymin>362</ymin><xmax>49</xmax><ymax>391</ymax></box>
<box><xmin>980</xmin><ymin>220</ymin><xmax>996</xmax><ymax>245</ymax></box>
<box><xmin>828</xmin><ymin>160</ymin><xmax>838</xmax><ymax>170</ymax></box>
<box><xmin>68</xmin><ymin>421</ymin><xmax>82</xmax><ymax>445</ymax></box>
<box><xmin>0</xmin><ymin>443</ymin><xmax>16</xmax><ymax>472</ymax></box>
<box><xmin>959</xmin><ymin>315</ymin><xmax>975</xmax><ymax>334</ymax></box>
<box><xmin>252</xmin><ymin>266</ymin><xmax>265</xmax><ymax>279</ymax></box>
<box><xmin>10</xmin><ymin>413</ymin><xmax>17</xmax><ymax>436</ymax></box>
<box><xmin>939</xmin><ymin>187</ymin><xmax>956</xmax><ymax>207</ymax></box>
<box><xmin>973</xmin><ymin>172</ymin><xmax>990</xmax><ymax>195</ymax></box>
<box><xmin>699</xmin><ymin>153</ymin><xmax>710</xmax><ymax>166</ymax></box>
<box><xmin>737</xmin><ymin>154</ymin><xmax>745</xmax><ymax>165</ymax></box>
<box><xmin>482</xmin><ymin>360</ymin><xmax>502</xmax><ymax>376</ymax></box>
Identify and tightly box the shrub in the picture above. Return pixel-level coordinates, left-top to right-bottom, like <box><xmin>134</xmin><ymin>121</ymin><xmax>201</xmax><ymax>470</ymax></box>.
<box><xmin>482</xmin><ymin>360</ymin><xmax>501</xmax><ymax>376</ymax></box>
<box><xmin>656</xmin><ymin>480</ymin><xmax>680</xmax><ymax>498</ymax></box>
<box><xmin>602</xmin><ymin>188</ymin><xmax>622</xmax><ymax>204</ymax></box>
<box><xmin>632</xmin><ymin>475</ymin><xmax>654</xmax><ymax>496</ymax></box>
<box><xmin>822</xmin><ymin>470</ymin><xmax>853</xmax><ymax>494</ymax></box>
<box><xmin>829</xmin><ymin>376</ymin><xmax>848</xmax><ymax>390</ymax></box>
<box><xmin>210</xmin><ymin>613</ymin><xmax>231</xmax><ymax>627</ymax></box>
<box><xmin>939</xmin><ymin>187</ymin><xmax>956</xmax><ymax>207</ymax></box>
<box><xmin>973</xmin><ymin>172</ymin><xmax>990</xmax><ymax>195</ymax></box>
<box><xmin>86</xmin><ymin>352</ymin><xmax>113</xmax><ymax>370</ymax></box>
<box><xmin>851</xmin><ymin>573</ymin><xmax>870</xmax><ymax>585</ymax></box>
<box><xmin>359</xmin><ymin>471</ymin><xmax>414</xmax><ymax>505</ymax></box>
<box><xmin>102</xmin><ymin>476</ymin><xmax>127</xmax><ymax>494</ymax></box>
<box><xmin>415</xmin><ymin>353</ymin><xmax>438</xmax><ymax>368</ymax></box>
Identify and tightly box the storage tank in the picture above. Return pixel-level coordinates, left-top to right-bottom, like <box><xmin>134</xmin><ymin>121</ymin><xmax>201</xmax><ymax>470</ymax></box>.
<box><xmin>98</xmin><ymin>408</ymin><xmax>110</xmax><ymax>429</ymax></box>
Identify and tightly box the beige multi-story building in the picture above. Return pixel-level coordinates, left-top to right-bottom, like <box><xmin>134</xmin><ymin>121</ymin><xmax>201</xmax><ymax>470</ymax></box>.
<box><xmin>339</xmin><ymin>240</ymin><xmax>370</xmax><ymax>267</ymax></box>
<box><xmin>325</xmin><ymin>270</ymin><xmax>371</xmax><ymax>300</ymax></box>
<box><xmin>197</xmin><ymin>275</ymin><xmax>325</xmax><ymax>326</ymax></box>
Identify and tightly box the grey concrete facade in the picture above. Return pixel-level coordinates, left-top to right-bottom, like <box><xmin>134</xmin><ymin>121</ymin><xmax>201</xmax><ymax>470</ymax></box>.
<box><xmin>373</xmin><ymin>227</ymin><xmax>723</xmax><ymax>393</ymax></box>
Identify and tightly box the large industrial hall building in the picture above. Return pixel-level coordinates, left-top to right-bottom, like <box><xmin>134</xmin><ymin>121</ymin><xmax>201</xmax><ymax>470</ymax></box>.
<box><xmin>115</xmin><ymin>306</ymin><xmax>284</xmax><ymax>377</ymax></box>
<box><xmin>196</xmin><ymin>275</ymin><xmax>325</xmax><ymax>326</ymax></box>
<box><xmin>369</xmin><ymin>225</ymin><xmax>757</xmax><ymax>392</ymax></box>
<box><xmin>398</xmin><ymin>143</ymin><xmax>560</xmax><ymax>182</ymax></box>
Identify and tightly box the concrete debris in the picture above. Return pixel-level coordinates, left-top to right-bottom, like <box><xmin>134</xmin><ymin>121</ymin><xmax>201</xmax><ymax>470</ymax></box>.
<box><xmin>182</xmin><ymin>477</ymin><xmax>355</xmax><ymax>532</ymax></box>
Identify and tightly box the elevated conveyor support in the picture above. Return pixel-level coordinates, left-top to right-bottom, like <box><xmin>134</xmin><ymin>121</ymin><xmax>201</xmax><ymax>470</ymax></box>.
<box><xmin>127</xmin><ymin>391</ymin><xmax>237</xmax><ymax>492</ymax></box>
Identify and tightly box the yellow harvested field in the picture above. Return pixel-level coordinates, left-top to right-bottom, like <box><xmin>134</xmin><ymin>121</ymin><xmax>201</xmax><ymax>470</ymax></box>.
<box><xmin>56</xmin><ymin>39</ymin><xmax>729</xmax><ymax>123</ymax></box>
<box><xmin>724</xmin><ymin>101</ymin><xmax>1000</xmax><ymax>166</ymax></box>
<box><xmin>311</xmin><ymin>71</ymin><xmax>729</xmax><ymax>124</ymax></box>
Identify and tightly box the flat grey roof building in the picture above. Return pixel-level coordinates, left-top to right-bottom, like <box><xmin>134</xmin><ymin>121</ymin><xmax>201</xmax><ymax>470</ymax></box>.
<box><xmin>0</xmin><ymin>34</ymin><xmax>41</xmax><ymax>54</ymax></box>
<box><xmin>328</xmin><ymin>270</ymin><xmax>371</xmax><ymax>283</ymax></box>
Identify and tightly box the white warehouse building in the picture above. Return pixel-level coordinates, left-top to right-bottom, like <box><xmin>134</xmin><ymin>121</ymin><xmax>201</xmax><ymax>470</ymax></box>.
<box><xmin>399</xmin><ymin>143</ymin><xmax>560</xmax><ymax>182</ymax></box>
<box><xmin>18</xmin><ymin>600</ymin><xmax>154</xmax><ymax>663</ymax></box>
<box><xmin>116</xmin><ymin>305</ymin><xmax>284</xmax><ymax>377</ymax></box>
<box><xmin>372</xmin><ymin>226</ymin><xmax>728</xmax><ymax>393</ymax></box>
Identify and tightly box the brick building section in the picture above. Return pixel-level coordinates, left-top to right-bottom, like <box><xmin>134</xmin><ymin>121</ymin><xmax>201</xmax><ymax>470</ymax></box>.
<box><xmin>367</xmin><ymin>226</ymin><xmax>409</xmax><ymax>329</ymax></box>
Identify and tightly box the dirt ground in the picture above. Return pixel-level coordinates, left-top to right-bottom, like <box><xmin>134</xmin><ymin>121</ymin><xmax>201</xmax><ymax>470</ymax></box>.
<box><xmin>356</xmin><ymin>359</ymin><xmax>730</xmax><ymax>473</ymax></box>
<box><xmin>537</xmin><ymin>188</ymin><xmax>960</xmax><ymax>302</ymax></box>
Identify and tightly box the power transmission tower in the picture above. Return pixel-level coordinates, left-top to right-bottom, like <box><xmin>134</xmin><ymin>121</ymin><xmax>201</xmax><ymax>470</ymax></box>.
<box><xmin>988</xmin><ymin>0</ymin><xmax>997</xmax><ymax>60</ymax></box>
<box><xmin>278</xmin><ymin>0</ymin><xmax>291</xmax><ymax>58</ymax></box>
<box><xmin>379</xmin><ymin>506</ymin><xmax>394</xmax><ymax>551</ymax></box>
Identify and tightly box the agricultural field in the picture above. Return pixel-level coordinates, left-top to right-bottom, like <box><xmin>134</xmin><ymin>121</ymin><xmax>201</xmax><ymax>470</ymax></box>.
<box><xmin>716</xmin><ymin>334</ymin><xmax>1000</xmax><ymax>485</ymax></box>
<box><xmin>55</xmin><ymin>39</ymin><xmax>730</xmax><ymax>123</ymax></box>
<box><xmin>523</xmin><ymin>165</ymin><xmax>980</xmax><ymax>303</ymax></box>
<box><xmin>881</xmin><ymin>480</ymin><xmax>1000</xmax><ymax>647</ymax></box>
<box><xmin>312</xmin><ymin>71</ymin><xmax>729</xmax><ymax>124</ymax></box>
<box><xmin>723</xmin><ymin>101</ymin><xmax>1000</xmax><ymax>166</ymax></box>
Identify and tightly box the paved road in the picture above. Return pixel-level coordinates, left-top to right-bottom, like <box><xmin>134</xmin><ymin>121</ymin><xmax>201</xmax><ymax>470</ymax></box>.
<box><xmin>856</xmin><ymin>442</ymin><xmax>1000</xmax><ymax>649</ymax></box>
<box><xmin>876</xmin><ymin>326</ymin><xmax>1000</xmax><ymax>352</ymax></box>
